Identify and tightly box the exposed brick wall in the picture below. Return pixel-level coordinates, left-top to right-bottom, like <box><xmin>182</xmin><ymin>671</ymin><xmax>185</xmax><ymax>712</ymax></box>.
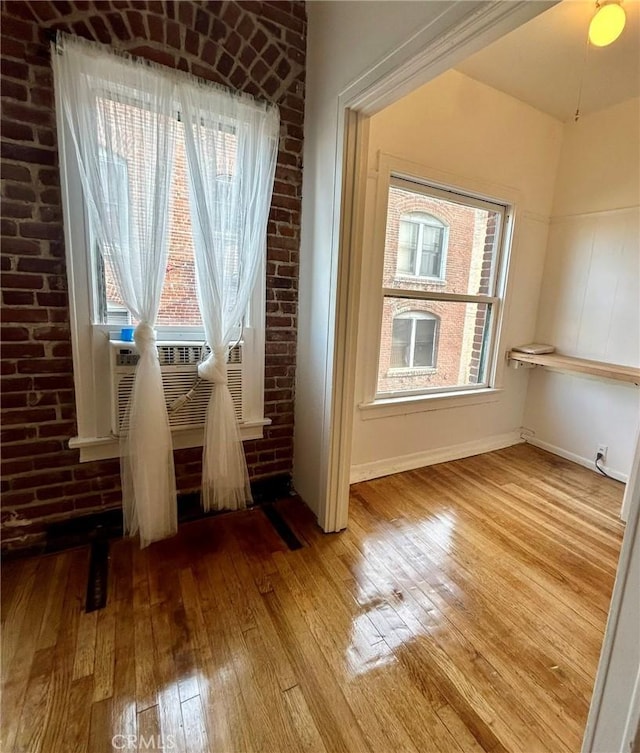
<box><xmin>0</xmin><ymin>0</ymin><xmax>306</xmax><ymax>552</ymax></box>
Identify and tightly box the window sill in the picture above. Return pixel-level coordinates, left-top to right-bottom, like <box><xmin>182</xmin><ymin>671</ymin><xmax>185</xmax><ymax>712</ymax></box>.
<box><xmin>386</xmin><ymin>367</ymin><xmax>436</xmax><ymax>377</ymax></box>
<box><xmin>358</xmin><ymin>388</ymin><xmax>503</xmax><ymax>420</ymax></box>
<box><xmin>392</xmin><ymin>275</ymin><xmax>446</xmax><ymax>285</ymax></box>
<box><xmin>70</xmin><ymin>419</ymin><xmax>271</xmax><ymax>462</ymax></box>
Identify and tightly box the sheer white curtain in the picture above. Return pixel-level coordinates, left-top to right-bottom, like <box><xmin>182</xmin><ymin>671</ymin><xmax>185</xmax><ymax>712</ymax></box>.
<box><xmin>52</xmin><ymin>35</ymin><xmax>178</xmax><ymax>547</ymax></box>
<box><xmin>181</xmin><ymin>82</ymin><xmax>279</xmax><ymax>511</ymax></box>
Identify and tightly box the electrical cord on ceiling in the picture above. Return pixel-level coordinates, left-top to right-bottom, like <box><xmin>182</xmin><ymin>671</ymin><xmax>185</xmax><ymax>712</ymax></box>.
<box><xmin>574</xmin><ymin>33</ymin><xmax>591</xmax><ymax>122</ymax></box>
<box><xmin>595</xmin><ymin>452</ymin><xmax>614</xmax><ymax>480</ymax></box>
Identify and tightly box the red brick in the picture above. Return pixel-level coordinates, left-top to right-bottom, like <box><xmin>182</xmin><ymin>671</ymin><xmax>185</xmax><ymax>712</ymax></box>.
<box><xmin>2</xmin><ymin>163</ymin><xmax>31</xmax><ymax>182</ymax></box>
<box><xmin>2</xmin><ymin>272</ymin><xmax>44</xmax><ymax>290</ymax></box>
<box><xmin>3</xmin><ymin>289</ymin><xmax>34</xmax><ymax>305</ymax></box>
<box><xmin>17</xmin><ymin>257</ymin><xmax>62</xmax><ymax>274</ymax></box>
<box><xmin>1</xmin><ymin>238</ymin><xmax>41</xmax><ymax>255</ymax></box>
<box><xmin>178</xmin><ymin>2</ymin><xmax>193</xmax><ymax>27</ymax></box>
<box><xmin>3</xmin><ymin>182</ymin><xmax>36</xmax><ymax>201</ymax></box>
<box><xmin>0</xmin><ymin>489</ymin><xmax>35</xmax><ymax>506</ymax></box>
<box><xmin>2</xmin><ymin>308</ymin><xmax>47</xmax><ymax>325</ymax></box>
<box><xmin>30</xmin><ymin>87</ymin><xmax>53</xmax><ymax>108</ymax></box>
<box><xmin>1</xmin><ymin>341</ymin><xmax>45</xmax><ymax>358</ymax></box>
<box><xmin>184</xmin><ymin>28</ymin><xmax>199</xmax><ymax>56</ymax></box>
<box><xmin>105</xmin><ymin>12</ymin><xmax>129</xmax><ymax>41</ymax></box>
<box><xmin>36</xmin><ymin>291</ymin><xmax>67</xmax><ymax>307</ymax></box>
<box><xmin>19</xmin><ymin>222</ymin><xmax>61</xmax><ymax>240</ymax></box>
<box><xmin>1</xmin><ymin>410</ymin><xmax>57</xmax><ymax>428</ymax></box>
<box><xmin>2</xmin><ymin>200</ymin><xmax>33</xmax><ymax>218</ymax></box>
<box><xmin>32</xmin><ymin>325</ymin><xmax>69</xmax><ymax>340</ymax></box>
<box><xmin>0</xmin><ymin>16</ymin><xmax>34</xmax><ymax>42</ymax></box>
<box><xmin>17</xmin><ymin>357</ymin><xmax>72</xmax><ymax>373</ymax></box>
<box><xmin>194</xmin><ymin>7</ymin><xmax>210</xmax><ymax>36</ymax></box>
<box><xmin>1</xmin><ymin>425</ymin><xmax>37</xmax><ymax>443</ymax></box>
<box><xmin>1</xmin><ymin>78</ymin><xmax>28</xmax><ymax>101</ymax></box>
<box><xmin>38</xmin><ymin>168</ymin><xmax>59</xmax><ymax>186</ymax></box>
<box><xmin>166</xmin><ymin>20</ymin><xmax>181</xmax><ymax>49</ymax></box>
<box><xmin>89</xmin><ymin>15</ymin><xmax>111</xmax><ymax>44</ymax></box>
<box><xmin>128</xmin><ymin>45</ymin><xmax>174</xmax><ymax>68</ymax></box>
<box><xmin>147</xmin><ymin>14</ymin><xmax>165</xmax><ymax>45</ymax></box>
<box><xmin>0</xmin><ymin>141</ymin><xmax>56</xmax><ymax>166</ymax></box>
<box><xmin>1</xmin><ymin>218</ymin><xmax>17</xmax><ymax>235</ymax></box>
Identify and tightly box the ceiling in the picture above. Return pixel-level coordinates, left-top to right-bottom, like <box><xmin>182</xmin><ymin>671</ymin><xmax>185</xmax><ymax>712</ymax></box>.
<box><xmin>456</xmin><ymin>0</ymin><xmax>640</xmax><ymax>122</ymax></box>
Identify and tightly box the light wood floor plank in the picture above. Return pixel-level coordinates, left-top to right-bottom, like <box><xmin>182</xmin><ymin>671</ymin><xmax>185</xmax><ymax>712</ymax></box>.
<box><xmin>1</xmin><ymin>445</ymin><xmax>624</xmax><ymax>753</ymax></box>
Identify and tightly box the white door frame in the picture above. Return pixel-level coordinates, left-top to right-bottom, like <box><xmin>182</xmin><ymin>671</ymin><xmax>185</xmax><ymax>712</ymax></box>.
<box><xmin>582</xmin><ymin>443</ymin><xmax>640</xmax><ymax>753</ymax></box>
<box><xmin>322</xmin><ymin>2</ymin><xmax>640</xmax><ymax>750</ymax></box>
<box><xmin>322</xmin><ymin>0</ymin><xmax>558</xmax><ymax>532</ymax></box>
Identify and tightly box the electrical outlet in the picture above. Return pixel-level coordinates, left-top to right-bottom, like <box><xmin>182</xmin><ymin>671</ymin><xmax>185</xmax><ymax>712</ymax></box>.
<box><xmin>597</xmin><ymin>444</ymin><xmax>608</xmax><ymax>463</ymax></box>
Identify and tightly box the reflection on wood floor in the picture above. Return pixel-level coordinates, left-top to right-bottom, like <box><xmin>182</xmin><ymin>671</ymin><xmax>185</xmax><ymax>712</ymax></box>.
<box><xmin>1</xmin><ymin>444</ymin><xmax>625</xmax><ymax>753</ymax></box>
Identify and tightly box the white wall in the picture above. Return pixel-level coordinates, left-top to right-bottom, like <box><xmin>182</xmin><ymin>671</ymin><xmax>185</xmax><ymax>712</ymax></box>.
<box><xmin>293</xmin><ymin>0</ymin><xmax>490</xmax><ymax>513</ymax></box>
<box><xmin>350</xmin><ymin>69</ymin><xmax>563</xmax><ymax>479</ymax></box>
<box><xmin>524</xmin><ymin>98</ymin><xmax>640</xmax><ymax>480</ymax></box>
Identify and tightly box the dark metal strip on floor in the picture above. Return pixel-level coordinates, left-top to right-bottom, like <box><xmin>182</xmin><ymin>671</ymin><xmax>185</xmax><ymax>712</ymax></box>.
<box><xmin>85</xmin><ymin>526</ymin><xmax>109</xmax><ymax>613</ymax></box>
<box><xmin>261</xmin><ymin>503</ymin><xmax>304</xmax><ymax>550</ymax></box>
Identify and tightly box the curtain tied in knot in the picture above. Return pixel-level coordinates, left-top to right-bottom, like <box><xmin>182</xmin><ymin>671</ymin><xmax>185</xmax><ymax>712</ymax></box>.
<box><xmin>134</xmin><ymin>322</ymin><xmax>156</xmax><ymax>355</ymax></box>
<box><xmin>198</xmin><ymin>345</ymin><xmax>228</xmax><ymax>385</ymax></box>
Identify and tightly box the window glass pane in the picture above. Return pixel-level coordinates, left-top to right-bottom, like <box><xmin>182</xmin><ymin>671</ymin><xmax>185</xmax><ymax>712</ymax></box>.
<box><xmin>156</xmin><ymin>127</ymin><xmax>201</xmax><ymax>326</ymax></box>
<box><xmin>414</xmin><ymin>318</ymin><xmax>436</xmax><ymax>367</ymax></box>
<box><xmin>397</xmin><ymin>220</ymin><xmax>417</xmax><ymax>274</ymax></box>
<box><xmin>390</xmin><ymin>317</ymin><xmax>411</xmax><ymax>368</ymax></box>
<box><xmin>378</xmin><ymin>298</ymin><xmax>491</xmax><ymax>394</ymax></box>
<box><xmin>418</xmin><ymin>225</ymin><xmax>443</xmax><ymax>278</ymax></box>
<box><xmin>384</xmin><ymin>184</ymin><xmax>501</xmax><ymax>295</ymax></box>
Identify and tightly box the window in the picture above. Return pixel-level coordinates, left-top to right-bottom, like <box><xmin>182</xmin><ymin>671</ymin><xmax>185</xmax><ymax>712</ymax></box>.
<box><xmin>55</xmin><ymin>52</ymin><xmax>271</xmax><ymax>461</ymax></box>
<box><xmin>397</xmin><ymin>213</ymin><xmax>447</xmax><ymax>278</ymax></box>
<box><xmin>377</xmin><ymin>176</ymin><xmax>509</xmax><ymax>398</ymax></box>
<box><xmin>390</xmin><ymin>312</ymin><xmax>438</xmax><ymax>369</ymax></box>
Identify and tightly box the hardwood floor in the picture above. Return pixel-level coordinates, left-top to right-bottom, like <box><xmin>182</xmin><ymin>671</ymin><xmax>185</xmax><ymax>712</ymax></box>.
<box><xmin>1</xmin><ymin>444</ymin><xmax>625</xmax><ymax>753</ymax></box>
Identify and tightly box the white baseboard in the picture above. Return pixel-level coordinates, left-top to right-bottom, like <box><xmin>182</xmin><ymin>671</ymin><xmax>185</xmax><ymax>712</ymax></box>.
<box><xmin>349</xmin><ymin>431</ymin><xmax>523</xmax><ymax>484</ymax></box>
<box><xmin>525</xmin><ymin>437</ymin><xmax>628</xmax><ymax>483</ymax></box>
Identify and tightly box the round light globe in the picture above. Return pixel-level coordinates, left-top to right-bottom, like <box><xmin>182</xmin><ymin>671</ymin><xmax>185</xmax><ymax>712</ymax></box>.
<box><xmin>588</xmin><ymin>3</ymin><xmax>627</xmax><ymax>47</ymax></box>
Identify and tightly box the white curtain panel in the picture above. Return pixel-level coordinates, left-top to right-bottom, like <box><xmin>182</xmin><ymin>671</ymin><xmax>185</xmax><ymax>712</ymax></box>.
<box><xmin>52</xmin><ymin>36</ymin><xmax>178</xmax><ymax>547</ymax></box>
<box><xmin>181</xmin><ymin>83</ymin><xmax>279</xmax><ymax>511</ymax></box>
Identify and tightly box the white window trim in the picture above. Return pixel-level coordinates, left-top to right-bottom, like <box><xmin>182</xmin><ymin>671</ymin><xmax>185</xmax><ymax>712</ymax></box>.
<box><xmin>359</xmin><ymin>387</ymin><xmax>504</xmax><ymax>419</ymax></box>
<box><xmin>396</xmin><ymin>211</ymin><xmax>448</xmax><ymax>281</ymax></box>
<box><xmin>360</xmin><ymin>152</ymin><xmax>516</xmax><ymax>414</ymax></box>
<box><xmin>55</xmin><ymin>87</ymin><xmax>269</xmax><ymax>463</ymax></box>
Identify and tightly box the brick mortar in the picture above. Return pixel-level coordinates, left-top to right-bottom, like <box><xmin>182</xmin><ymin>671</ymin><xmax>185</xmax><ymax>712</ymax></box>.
<box><xmin>0</xmin><ymin>0</ymin><xmax>306</xmax><ymax>551</ymax></box>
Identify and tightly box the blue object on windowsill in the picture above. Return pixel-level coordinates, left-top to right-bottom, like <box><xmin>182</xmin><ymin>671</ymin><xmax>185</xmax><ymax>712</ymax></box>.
<box><xmin>120</xmin><ymin>327</ymin><xmax>135</xmax><ymax>342</ymax></box>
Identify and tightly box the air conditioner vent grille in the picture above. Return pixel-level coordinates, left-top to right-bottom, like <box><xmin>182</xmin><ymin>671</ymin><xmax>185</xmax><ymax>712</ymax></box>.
<box><xmin>114</xmin><ymin>343</ymin><xmax>241</xmax><ymax>367</ymax></box>
<box><xmin>117</xmin><ymin>371</ymin><xmax>243</xmax><ymax>433</ymax></box>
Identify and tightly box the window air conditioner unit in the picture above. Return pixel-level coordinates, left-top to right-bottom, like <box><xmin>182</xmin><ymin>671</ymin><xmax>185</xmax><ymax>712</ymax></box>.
<box><xmin>110</xmin><ymin>341</ymin><xmax>244</xmax><ymax>437</ymax></box>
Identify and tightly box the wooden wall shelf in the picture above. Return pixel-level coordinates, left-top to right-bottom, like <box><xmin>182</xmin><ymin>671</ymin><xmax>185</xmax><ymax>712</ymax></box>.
<box><xmin>508</xmin><ymin>351</ymin><xmax>640</xmax><ymax>386</ymax></box>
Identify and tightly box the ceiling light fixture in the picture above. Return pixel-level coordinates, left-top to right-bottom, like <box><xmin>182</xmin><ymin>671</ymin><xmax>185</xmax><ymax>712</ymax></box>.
<box><xmin>588</xmin><ymin>0</ymin><xmax>627</xmax><ymax>47</ymax></box>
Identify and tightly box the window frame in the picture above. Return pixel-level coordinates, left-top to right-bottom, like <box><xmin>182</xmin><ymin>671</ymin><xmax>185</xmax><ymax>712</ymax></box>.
<box><xmin>55</xmin><ymin>77</ymin><xmax>269</xmax><ymax>462</ymax></box>
<box><xmin>389</xmin><ymin>310</ymin><xmax>439</xmax><ymax>371</ymax></box>
<box><xmin>396</xmin><ymin>211</ymin><xmax>448</xmax><ymax>281</ymax></box>
<box><xmin>366</xmin><ymin>155</ymin><xmax>514</xmax><ymax>406</ymax></box>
